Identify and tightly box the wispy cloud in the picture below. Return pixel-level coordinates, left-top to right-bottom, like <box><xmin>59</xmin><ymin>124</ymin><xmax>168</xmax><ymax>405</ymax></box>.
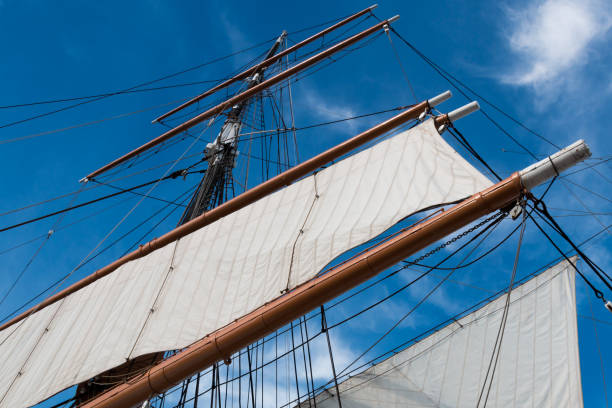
<box><xmin>500</xmin><ymin>0</ymin><xmax>611</xmax><ymax>92</ymax></box>
<box><xmin>301</xmin><ymin>88</ymin><xmax>359</xmax><ymax>133</ymax></box>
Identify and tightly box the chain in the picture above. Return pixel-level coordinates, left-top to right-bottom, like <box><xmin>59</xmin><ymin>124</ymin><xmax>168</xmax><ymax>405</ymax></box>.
<box><xmin>408</xmin><ymin>211</ymin><xmax>504</xmax><ymax>265</ymax></box>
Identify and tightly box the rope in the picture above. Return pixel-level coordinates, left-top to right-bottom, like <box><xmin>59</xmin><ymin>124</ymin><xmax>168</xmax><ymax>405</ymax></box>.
<box><xmin>0</xmin><ymin>168</ymin><xmax>204</xmax><ymax>233</ymax></box>
<box><xmin>448</xmin><ymin>125</ymin><xmax>502</xmax><ymax>181</ymax></box>
<box><xmin>333</xmin><ymin>212</ymin><xmax>505</xmax><ymax>375</ymax></box>
<box><xmin>0</xmin><ymin>184</ymin><xmax>86</xmax><ymax>309</ymax></box>
<box><xmin>528</xmin><ymin>196</ymin><xmax>612</xmax><ymax>291</ymax></box>
<box><xmin>587</xmin><ymin>285</ymin><xmax>609</xmax><ymax>407</ymax></box>
<box><xmin>373</xmin><ymin>20</ymin><xmax>545</xmax><ymax>159</ymax></box>
<box><xmin>383</xmin><ymin>26</ymin><xmax>418</xmax><ymax>103</ymax></box>
<box><xmin>0</xmin><ymin>78</ymin><xmax>227</xmax><ymax>109</ymax></box>
<box><xmin>373</xmin><ymin>17</ymin><xmax>561</xmax><ymax>152</ymax></box>
<box><xmin>477</xmin><ymin>207</ymin><xmax>526</xmax><ymax>407</ymax></box>
<box><xmin>73</xmin><ymin>184</ymin><xmax>196</xmax><ymax>272</ymax></box>
<box><xmin>321</xmin><ymin>305</ymin><xmax>343</xmax><ymax>408</ymax></box>
<box><xmin>0</xmin><ymin>12</ymin><xmax>354</xmax><ymax>128</ymax></box>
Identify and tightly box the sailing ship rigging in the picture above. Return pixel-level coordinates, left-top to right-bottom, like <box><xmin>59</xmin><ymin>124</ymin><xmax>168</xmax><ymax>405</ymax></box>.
<box><xmin>0</xmin><ymin>4</ymin><xmax>610</xmax><ymax>408</ymax></box>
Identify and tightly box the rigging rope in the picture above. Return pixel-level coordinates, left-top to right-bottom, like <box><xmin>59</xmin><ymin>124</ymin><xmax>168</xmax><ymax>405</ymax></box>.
<box><xmin>477</xmin><ymin>206</ymin><xmax>526</xmax><ymax>407</ymax></box>
<box><xmin>0</xmin><ymin>184</ymin><xmax>86</xmax><ymax>310</ymax></box>
<box><xmin>447</xmin><ymin>125</ymin><xmax>502</xmax><ymax>181</ymax></box>
<box><xmin>155</xmin><ymin>217</ymin><xmax>612</xmax><ymax>408</ymax></box>
<box><xmin>320</xmin><ymin>305</ymin><xmax>343</xmax><ymax>408</ymax></box>
<box><xmin>72</xmin><ymin>184</ymin><xmax>197</xmax><ymax>273</ymax></box>
<box><xmin>333</xmin><ymin>211</ymin><xmax>506</xmax><ymax>377</ymax></box>
<box><xmin>371</xmin><ymin>15</ymin><xmax>561</xmax><ymax>152</ymax></box>
<box><xmin>528</xmin><ymin>195</ymin><xmax>612</xmax><ymax>291</ymax></box>
<box><xmin>527</xmin><ymin>210</ymin><xmax>608</xmax><ymax>300</ymax></box>
<box><xmin>587</xmin><ymin>284</ymin><xmax>610</xmax><ymax>408</ymax></box>
<box><xmin>383</xmin><ymin>25</ymin><xmax>418</xmax><ymax>103</ymax></box>
<box><xmin>0</xmin><ymin>12</ymin><xmax>354</xmax><ymax>128</ymax></box>
<box><xmin>0</xmin><ymin>168</ymin><xmax>204</xmax><ymax>233</ymax></box>
<box><xmin>0</xmin><ymin>78</ymin><xmax>228</xmax><ymax>109</ymax></box>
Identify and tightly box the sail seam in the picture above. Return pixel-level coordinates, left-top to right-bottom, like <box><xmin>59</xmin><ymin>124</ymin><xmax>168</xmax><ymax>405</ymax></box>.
<box><xmin>285</xmin><ymin>174</ymin><xmax>319</xmax><ymax>291</ymax></box>
<box><xmin>128</xmin><ymin>239</ymin><xmax>181</xmax><ymax>359</ymax></box>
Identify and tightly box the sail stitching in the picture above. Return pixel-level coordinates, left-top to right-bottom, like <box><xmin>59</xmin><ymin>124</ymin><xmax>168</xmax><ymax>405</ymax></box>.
<box><xmin>0</xmin><ymin>298</ymin><xmax>64</xmax><ymax>405</ymax></box>
<box><xmin>285</xmin><ymin>174</ymin><xmax>320</xmax><ymax>291</ymax></box>
<box><xmin>318</xmin><ymin>267</ymin><xmax>571</xmax><ymax>407</ymax></box>
<box><xmin>128</xmin><ymin>239</ymin><xmax>181</xmax><ymax>359</ymax></box>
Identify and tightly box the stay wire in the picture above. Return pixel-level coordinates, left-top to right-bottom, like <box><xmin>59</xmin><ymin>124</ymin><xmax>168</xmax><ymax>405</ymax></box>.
<box><xmin>383</xmin><ymin>26</ymin><xmax>418</xmax><ymax>103</ymax></box>
<box><xmin>0</xmin><ymin>168</ymin><xmax>205</xmax><ymax>233</ymax></box>
<box><xmin>0</xmin><ymin>15</ymin><xmax>340</xmax><ymax>129</ymax></box>
<box><xmin>0</xmin><ymin>183</ymin><xmax>86</xmax><ymax>309</ymax></box>
<box><xmin>529</xmin><ymin>196</ymin><xmax>612</xmax><ymax>290</ymax></box>
<box><xmin>0</xmin><ymin>151</ymin><xmax>202</xmax><ymax>221</ymax></box>
<box><xmin>526</xmin><ymin>209</ymin><xmax>607</xmax><ymax>299</ymax></box>
<box><xmin>320</xmin><ymin>305</ymin><xmax>343</xmax><ymax>408</ymax></box>
<box><xmin>374</xmin><ymin>18</ymin><xmax>561</xmax><ymax>152</ymax></box>
<box><xmin>532</xmin><ymin>203</ymin><xmax>612</xmax><ymax>285</ymax></box>
<box><xmin>333</xmin><ymin>211</ymin><xmax>506</xmax><ymax>376</ymax></box>
<box><xmin>587</xmin><ymin>284</ymin><xmax>609</xmax><ymax>407</ymax></box>
<box><xmin>0</xmin><ymin>96</ymin><xmax>193</xmax><ymax>145</ymax></box>
<box><xmin>237</xmin><ymin>105</ymin><xmax>415</xmax><ymax>143</ymax></box>
<box><xmin>71</xmin><ymin>184</ymin><xmax>197</xmax><ymax>273</ymax></box>
<box><xmin>477</xmin><ymin>208</ymin><xmax>526</xmax><ymax>407</ymax></box>
<box><xmin>447</xmin><ymin>125</ymin><xmax>502</xmax><ymax>181</ymax></box>
<box><xmin>0</xmin><ymin>12</ymin><xmax>352</xmax><ymax>129</ymax></box>
<box><xmin>382</xmin><ymin>24</ymin><xmax>544</xmax><ymax>159</ymax></box>
<box><xmin>90</xmin><ymin>180</ymin><xmax>191</xmax><ymax>207</ymax></box>
<box><xmin>0</xmin><ymin>78</ymin><xmax>228</xmax><ymax>109</ymax></box>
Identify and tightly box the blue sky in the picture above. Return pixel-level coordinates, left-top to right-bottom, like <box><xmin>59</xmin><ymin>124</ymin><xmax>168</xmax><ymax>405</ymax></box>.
<box><xmin>0</xmin><ymin>0</ymin><xmax>610</xmax><ymax>406</ymax></box>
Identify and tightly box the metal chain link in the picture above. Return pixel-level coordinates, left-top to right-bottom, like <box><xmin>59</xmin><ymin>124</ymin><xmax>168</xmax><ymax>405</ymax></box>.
<box><xmin>408</xmin><ymin>211</ymin><xmax>504</xmax><ymax>265</ymax></box>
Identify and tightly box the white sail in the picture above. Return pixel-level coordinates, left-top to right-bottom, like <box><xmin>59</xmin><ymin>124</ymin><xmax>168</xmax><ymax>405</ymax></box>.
<box><xmin>305</xmin><ymin>258</ymin><xmax>582</xmax><ymax>408</ymax></box>
<box><xmin>0</xmin><ymin>118</ymin><xmax>492</xmax><ymax>408</ymax></box>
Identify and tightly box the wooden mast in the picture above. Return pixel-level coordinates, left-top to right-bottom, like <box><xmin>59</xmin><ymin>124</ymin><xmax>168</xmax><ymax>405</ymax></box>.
<box><xmin>80</xmin><ymin>137</ymin><xmax>592</xmax><ymax>408</ymax></box>
<box><xmin>0</xmin><ymin>93</ymin><xmax>452</xmax><ymax>333</ymax></box>
<box><xmin>152</xmin><ymin>4</ymin><xmax>379</xmax><ymax>124</ymax></box>
<box><xmin>84</xmin><ymin>15</ymin><xmax>400</xmax><ymax>181</ymax></box>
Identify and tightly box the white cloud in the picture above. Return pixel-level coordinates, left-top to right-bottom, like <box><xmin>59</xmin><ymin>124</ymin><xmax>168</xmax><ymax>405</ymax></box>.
<box><xmin>501</xmin><ymin>0</ymin><xmax>611</xmax><ymax>87</ymax></box>
<box><xmin>301</xmin><ymin>89</ymin><xmax>358</xmax><ymax>133</ymax></box>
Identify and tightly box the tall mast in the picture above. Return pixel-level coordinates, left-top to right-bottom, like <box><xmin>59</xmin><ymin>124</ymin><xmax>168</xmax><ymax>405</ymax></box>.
<box><xmin>152</xmin><ymin>4</ymin><xmax>378</xmax><ymax>124</ymax></box>
<box><xmin>84</xmin><ymin>15</ymin><xmax>400</xmax><ymax>180</ymax></box>
<box><xmin>178</xmin><ymin>31</ymin><xmax>286</xmax><ymax>222</ymax></box>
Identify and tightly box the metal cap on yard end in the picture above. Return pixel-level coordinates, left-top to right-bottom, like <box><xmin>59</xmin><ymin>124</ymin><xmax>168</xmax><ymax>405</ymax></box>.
<box><xmin>519</xmin><ymin>139</ymin><xmax>592</xmax><ymax>191</ymax></box>
<box><xmin>427</xmin><ymin>90</ymin><xmax>452</xmax><ymax>107</ymax></box>
<box><xmin>448</xmin><ymin>101</ymin><xmax>480</xmax><ymax>123</ymax></box>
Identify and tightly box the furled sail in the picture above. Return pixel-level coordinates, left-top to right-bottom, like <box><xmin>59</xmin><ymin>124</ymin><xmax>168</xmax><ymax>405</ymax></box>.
<box><xmin>304</xmin><ymin>258</ymin><xmax>582</xmax><ymax>408</ymax></box>
<box><xmin>0</xmin><ymin>118</ymin><xmax>492</xmax><ymax>408</ymax></box>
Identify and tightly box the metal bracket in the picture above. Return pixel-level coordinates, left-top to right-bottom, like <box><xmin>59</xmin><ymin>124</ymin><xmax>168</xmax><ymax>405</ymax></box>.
<box><xmin>509</xmin><ymin>204</ymin><xmax>523</xmax><ymax>220</ymax></box>
<box><xmin>418</xmin><ymin>108</ymin><xmax>430</xmax><ymax>122</ymax></box>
